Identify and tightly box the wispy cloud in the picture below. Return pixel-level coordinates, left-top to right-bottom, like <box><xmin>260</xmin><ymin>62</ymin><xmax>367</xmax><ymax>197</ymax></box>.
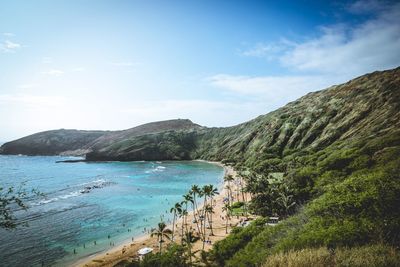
<box><xmin>214</xmin><ymin>1</ymin><xmax>400</xmax><ymax>101</ymax></box>
<box><xmin>208</xmin><ymin>74</ymin><xmax>339</xmax><ymax>109</ymax></box>
<box><xmin>41</xmin><ymin>57</ymin><xmax>53</xmax><ymax>64</ymax></box>
<box><xmin>72</xmin><ymin>67</ymin><xmax>85</xmax><ymax>72</ymax></box>
<box><xmin>239</xmin><ymin>42</ymin><xmax>289</xmax><ymax>60</ymax></box>
<box><xmin>209</xmin><ymin>74</ymin><xmax>330</xmax><ymax>95</ymax></box>
<box><xmin>18</xmin><ymin>83</ymin><xmax>38</xmax><ymax>89</ymax></box>
<box><xmin>121</xmin><ymin>99</ymin><xmax>266</xmax><ymax>127</ymax></box>
<box><xmin>111</xmin><ymin>62</ymin><xmax>138</xmax><ymax>67</ymax></box>
<box><xmin>241</xmin><ymin>2</ymin><xmax>400</xmax><ymax>76</ymax></box>
<box><xmin>41</xmin><ymin>69</ymin><xmax>64</xmax><ymax>76</ymax></box>
<box><xmin>0</xmin><ymin>40</ymin><xmax>22</xmax><ymax>53</ymax></box>
<box><xmin>0</xmin><ymin>94</ymin><xmax>67</xmax><ymax>108</ymax></box>
<box><xmin>346</xmin><ymin>0</ymin><xmax>389</xmax><ymax>14</ymax></box>
<box><xmin>280</xmin><ymin>5</ymin><xmax>400</xmax><ymax>75</ymax></box>
<box><xmin>2</xmin><ymin>32</ymin><xmax>15</xmax><ymax>37</ymax></box>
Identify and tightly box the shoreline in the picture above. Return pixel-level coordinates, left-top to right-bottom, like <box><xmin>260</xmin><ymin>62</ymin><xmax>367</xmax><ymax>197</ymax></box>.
<box><xmin>75</xmin><ymin>160</ymin><xmax>243</xmax><ymax>267</ymax></box>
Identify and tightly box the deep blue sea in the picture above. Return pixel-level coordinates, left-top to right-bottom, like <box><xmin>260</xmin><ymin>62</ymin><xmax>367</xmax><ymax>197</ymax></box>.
<box><xmin>0</xmin><ymin>155</ymin><xmax>224</xmax><ymax>267</ymax></box>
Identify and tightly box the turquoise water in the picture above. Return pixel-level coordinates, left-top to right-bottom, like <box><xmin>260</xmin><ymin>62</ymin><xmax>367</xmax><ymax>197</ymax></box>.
<box><xmin>0</xmin><ymin>155</ymin><xmax>224</xmax><ymax>266</ymax></box>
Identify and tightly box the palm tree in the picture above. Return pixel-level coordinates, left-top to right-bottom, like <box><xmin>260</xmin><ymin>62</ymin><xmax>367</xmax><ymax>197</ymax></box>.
<box><xmin>183</xmin><ymin>193</ymin><xmax>194</xmax><ymax>232</ymax></box>
<box><xmin>150</xmin><ymin>221</ymin><xmax>172</xmax><ymax>253</ymax></box>
<box><xmin>240</xmin><ymin>186</ymin><xmax>248</xmax><ymax>217</ymax></box>
<box><xmin>207</xmin><ymin>185</ymin><xmax>219</xmax><ymax>235</ymax></box>
<box><xmin>190</xmin><ymin>185</ymin><xmax>201</xmax><ymax>214</ymax></box>
<box><xmin>239</xmin><ymin>176</ymin><xmax>245</xmax><ymax>202</ymax></box>
<box><xmin>201</xmin><ymin>185</ymin><xmax>211</xmax><ymax>250</ymax></box>
<box><xmin>208</xmin><ymin>184</ymin><xmax>219</xmax><ymax>201</ymax></box>
<box><xmin>224</xmin><ymin>175</ymin><xmax>234</xmax><ymax>205</ymax></box>
<box><xmin>190</xmin><ymin>185</ymin><xmax>203</xmax><ymax>238</ymax></box>
<box><xmin>170</xmin><ymin>202</ymin><xmax>182</xmax><ymax>241</ymax></box>
<box><xmin>277</xmin><ymin>189</ymin><xmax>296</xmax><ymax>218</ymax></box>
<box><xmin>180</xmin><ymin>205</ymin><xmax>188</xmax><ymax>244</ymax></box>
<box><xmin>225</xmin><ymin>184</ymin><xmax>232</xmax><ymax>206</ymax></box>
<box><xmin>222</xmin><ymin>203</ymin><xmax>232</xmax><ymax>234</ymax></box>
<box><xmin>205</xmin><ymin>204</ymin><xmax>215</xmax><ymax>235</ymax></box>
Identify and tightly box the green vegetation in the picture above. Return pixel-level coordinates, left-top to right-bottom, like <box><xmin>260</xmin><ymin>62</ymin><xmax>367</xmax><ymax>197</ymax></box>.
<box><xmin>150</xmin><ymin>222</ymin><xmax>173</xmax><ymax>253</ymax></box>
<box><xmin>205</xmin><ymin>130</ymin><xmax>400</xmax><ymax>266</ymax></box>
<box><xmin>0</xmin><ymin>184</ymin><xmax>42</xmax><ymax>229</ymax></box>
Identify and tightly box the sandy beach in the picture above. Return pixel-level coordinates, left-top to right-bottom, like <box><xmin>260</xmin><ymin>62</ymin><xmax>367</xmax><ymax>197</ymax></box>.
<box><xmin>74</xmin><ymin>161</ymin><xmax>249</xmax><ymax>267</ymax></box>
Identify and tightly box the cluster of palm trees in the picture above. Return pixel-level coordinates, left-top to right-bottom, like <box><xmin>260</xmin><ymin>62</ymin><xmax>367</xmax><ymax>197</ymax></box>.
<box><xmin>151</xmin><ymin>184</ymin><xmax>220</xmax><ymax>256</ymax></box>
<box><xmin>224</xmin><ymin>174</ymin><xmax>248</xmax><ymax>217</ymax></box>
<box><xmin>244</xmin><ymin>172</ymin><xmax>296</xmax><ymax>217</ymax></box>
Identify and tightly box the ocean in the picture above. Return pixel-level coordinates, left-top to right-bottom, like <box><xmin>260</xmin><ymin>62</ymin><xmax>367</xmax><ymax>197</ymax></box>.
<box><xmin>0</xmin><ymin>155</ymin><xmax>224</xmax><ymax>266</ymax></box>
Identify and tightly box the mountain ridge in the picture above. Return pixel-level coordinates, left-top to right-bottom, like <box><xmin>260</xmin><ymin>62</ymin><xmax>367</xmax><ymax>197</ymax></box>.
<box><xmin>1</xmin><ymin>67</ymin><xmax>399</xmax><ymax>166</ymax></box>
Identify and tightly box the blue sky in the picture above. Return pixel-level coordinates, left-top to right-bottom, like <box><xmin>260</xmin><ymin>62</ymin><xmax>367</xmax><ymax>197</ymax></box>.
<box><xmin>0</xmin><ymin>0</ymin><xmax>399</xmax><ymax>141</ymax></box>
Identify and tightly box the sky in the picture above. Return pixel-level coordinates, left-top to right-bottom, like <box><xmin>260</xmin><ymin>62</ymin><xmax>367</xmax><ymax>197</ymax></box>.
<box><xmin>0</xmin><ymin>0</ymin><xmax>399</xmax><ymax>141</ymax></box>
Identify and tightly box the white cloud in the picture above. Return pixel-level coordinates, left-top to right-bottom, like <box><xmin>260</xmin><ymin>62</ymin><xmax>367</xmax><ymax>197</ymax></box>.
<box><xmin>0</xmin><ymin>40</ymin><xmax>21</xmax><ymax>53</ymax></box>
<box><xmin>209</xmin><ymin>74</ymin><xmax>331</xmax><ymax>95</ymax></box>
<box><xmin>72</xmin><ymin>67</ymin><xmax>85</xmax><ymax>72</ymax></box>
<box><xmin>18</xmin><ymin>83</ymin><xmax>38</xmax><ymax>89</ymax></box>
<box><xmin>111</xmin><ymin>62</ymin><xmax>137</xmax><ymax>67</ymax></box>
<box><xmin>41</xmin><ymin>69</ymin><xmax>64</xmax><ymax>76</ymax></box>
<box><xmin>0</xmin><ymin>94</ymin><xmax>67</xmax><ymax>108</ymax></box>
<box><xmin>41</xmin><ymin>57</ymin><xmax>53</xmax><ymax>64</ymax></box>
<box><xmin>2</xmin><ymin>32</ymin><xmax>15</xmax><ymax>37</ymax></box>
<box><xmin>239</xmin><ymin>3</ymin><xmax>400</xmax><ymax>76</ymax></box>
<box><xmin>120</xmin><ymin>99</ymin><xmax>265</xmax><ymax>127</ymax></box>
<box><xmin>346</xmin><ymin>0</ymin><xmax>388</xmax><ymax>14</ymax></box>
<box><xmin>242</xmin><ymin>0</ymin><xmax>400</xmax><ymax>77</ymax></box>
<box><xmin>280</xmin><ymin>7</ymin><xmax>400</xmax><ymax>75</ymax></box>
<box><xmin>208</xmin><ymin>74</ymin><xmax>341</xmax><ymax>109</ymax></box>
<box><xmin>215</xmin><ymin>1</ymin><xmax>400</xmax><ymax>101</ymax></box>
<box><xmin>240</xmin><ymin>42</ymin><xmax>289</xmax><ymax>60</ymax></box>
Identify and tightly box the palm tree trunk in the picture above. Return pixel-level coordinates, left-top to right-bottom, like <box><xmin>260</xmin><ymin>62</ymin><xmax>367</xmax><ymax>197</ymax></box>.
<box><xmin>192</xmin><ymin>201</ymin><xmax>202</xmax><ymax>240</ymax></box>
<box><xmin>171</xmin><ymin>212</ymin><xmax>176</xmax><ymax>241</ymax></box>
<box><xmin>185</xmin><ymin>203</ymin><xmax>188</xmax><ymax>233</ymax></box>
<box><xmin>192</xmin><ymin>195</ymin><xmax>202</xmax><ymax>237</ymax></box>
<box><xmin>201</xmin><ymin>196</ymin><xmax>207</xmax><ymax>250</ymax></box>
<box><xmin>181</xmin><ymin>217</ymin><xmax>185</xmax><ymax>245</ymax></box>
<box><xmin>159</xmin><ymin>235</ymin><xmax>162</xmax><ymax>253</ymax></box>
<box><xmin>209</xmin><ymin>207</ymin><xmax>214</xmax><ymax>236</ymax></box>
<box><xmin>225</xmin><ymin>215</ymin><xmax>228</xmax><ymax>234</ymax></box>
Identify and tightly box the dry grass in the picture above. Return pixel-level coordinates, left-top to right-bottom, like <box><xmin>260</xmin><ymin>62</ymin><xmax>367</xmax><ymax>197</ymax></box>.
<box><xmin>263</xmin><ymin>245</ymin><xmax>400</xmax><ymax>267</ymax></box>
<box><xmin>264</xmin><ymin>247</ymin><xmax>333</xmax><ymax>267</ymax></box>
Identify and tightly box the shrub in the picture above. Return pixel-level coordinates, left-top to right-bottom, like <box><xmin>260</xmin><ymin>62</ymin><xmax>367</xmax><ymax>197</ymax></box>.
<box><xmin>210</xmin><ymin>218</ymin><xmax>267</xmax><ymax>266</ymax></box>
<box><xmin>140</xmin><ymin>244</ymin><xmax>189</xmax><ymax>267</ymax></box>
<box><xmin>231</xmin><ymin>201</ymin><xmax>244</xmax><ymax>209</ymax></box>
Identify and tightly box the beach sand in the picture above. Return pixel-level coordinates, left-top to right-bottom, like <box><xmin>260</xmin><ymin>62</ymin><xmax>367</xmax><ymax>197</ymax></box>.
<box><xmin>74</xmin><ymin>161</ymin><xmax>249</xmax><ymax>267</ymax></box>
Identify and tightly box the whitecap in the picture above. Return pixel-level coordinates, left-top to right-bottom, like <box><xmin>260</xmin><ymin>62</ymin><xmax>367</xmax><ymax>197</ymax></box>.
<box><xmin>59</xmin><ymin>191</ymin><xmax>81</xmax><ymax>199</ymax></box>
